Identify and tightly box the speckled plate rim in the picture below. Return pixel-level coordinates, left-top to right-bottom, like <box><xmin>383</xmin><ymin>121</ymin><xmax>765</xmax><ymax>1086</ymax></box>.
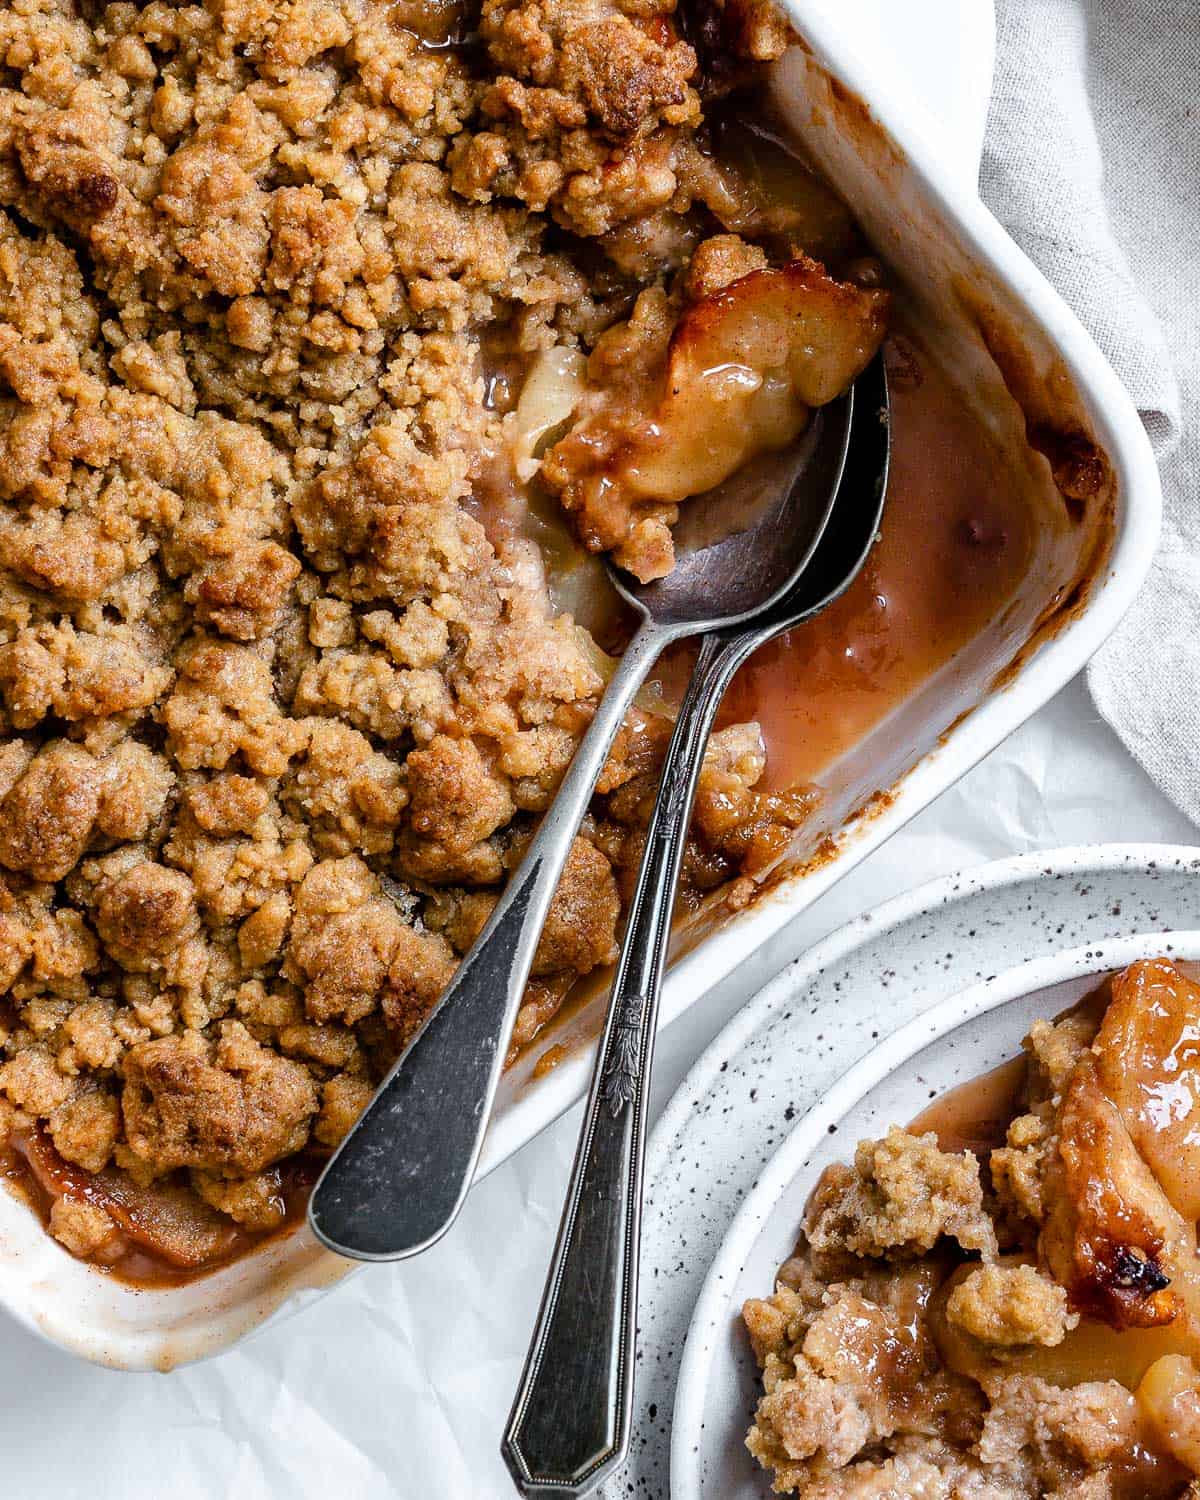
<box><xmin>653</xmin><ymin>845</ymin><xmax>1200</xmax><ymax>1182</ymax></box>
<box><xmin>669</xmin><ymin>891</ymin><xmax>1200</xmax><ymax>1496</ymax></box>
<box><xmin>601</xmin><ymin>845</ymin><xmax>1200</xmax><ymax>1499</ymax></box>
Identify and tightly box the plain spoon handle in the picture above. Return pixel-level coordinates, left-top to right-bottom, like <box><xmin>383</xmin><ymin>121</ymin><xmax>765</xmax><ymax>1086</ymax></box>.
<box><xmin>308</xmin><ymin>617</ymin><xmax>671</xmax><ymax>1261</ymax></box>
<box><xmin>503</xmin><ymin>629</ymin><xmax>753</xmax><ymax>1497</ymax></box>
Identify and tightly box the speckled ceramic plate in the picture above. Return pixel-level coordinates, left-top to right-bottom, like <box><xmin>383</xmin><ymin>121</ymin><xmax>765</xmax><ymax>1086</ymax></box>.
<box><xmin>596</xmin><ymin>844</ymin><xmax>1200</xmax><ymax>1499</ymax></box>
<box><xmin>673</xmin><ymin>927</ymin><xmax>1200</xmax><ymax>1499</ymax></box>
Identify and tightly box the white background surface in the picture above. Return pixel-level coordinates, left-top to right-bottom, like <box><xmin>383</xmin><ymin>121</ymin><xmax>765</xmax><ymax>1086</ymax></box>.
<box><xmin>1</xmin><ymin>4</ymin><xmax>1190</xmax><ymax>1497</ymax></box>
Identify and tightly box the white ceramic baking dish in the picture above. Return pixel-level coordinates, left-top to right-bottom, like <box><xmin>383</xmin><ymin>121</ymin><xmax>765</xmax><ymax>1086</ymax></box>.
<box><xmin>0</xmin><ymin>4</ymin><xmax>1162</xmax><ymax>1369</ymax></box>
<box><xmin>671</xmin><ymin>931</ymin><xmax>1200</xmax><ymax>1499</ymax></box>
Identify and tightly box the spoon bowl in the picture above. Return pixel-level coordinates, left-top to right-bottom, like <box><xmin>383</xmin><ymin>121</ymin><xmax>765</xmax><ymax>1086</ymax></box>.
<box><xmin>614</xmin><ymin>397</ymin><xmax>853</xmax><ymax>627</ymax></box>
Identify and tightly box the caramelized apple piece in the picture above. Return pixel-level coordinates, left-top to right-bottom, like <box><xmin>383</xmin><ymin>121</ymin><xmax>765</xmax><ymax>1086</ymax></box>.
<box><xmin>1138</xmin><ymin>1355</ymin><xmax>1200</xmax><ymax>1473</ymax></box>
<box><xmin>544</xmin><ymin>255</ymin><xmax>888</xmax><ymax>581</ymax></box>
<box><xmin>1095</xmin><ymin>958</ymin><xmax>1200</xmax><ymax>1222</ymax></box>
<box><xmin>88</xmin><ymin>1168</ymin><xmax>242</xmax><ymax>1268</ymax></box>
<box><xmin>622</xmin><ymin>258</ymin><xmax>886</xmax><ymax>508</ymax></box>
<box><xmin>510</xmin><ymin>347</ymin><xmax>588</xmax><ymax>482</ymax></box>
<box><xmin>15</xmin><ymin>1127</ymin><xmax>239</xmax><ymax>1269</ymax></box>
<box><xmin>1040</xmin><ymin>1051</ymin><xmax>1200</xmax><ymax>1331</ymax></box>
<box><xmin>671</xmin><ymin>255</ymin><xmax>889</xmax><ymax>409</ymax></box>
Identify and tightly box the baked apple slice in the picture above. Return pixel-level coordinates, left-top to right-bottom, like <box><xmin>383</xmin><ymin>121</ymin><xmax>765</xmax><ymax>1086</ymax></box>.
<box><xmin>1138</xmin><ymin>1353</ymin><xmax>1200</xmax><ymax>1474</ymax></box>
<box><xmin>542</xmin><ymin>253</ymin><xmax>888</xmax><ymax>581</ymax></box>
<box><xmin>1039</xmin><ymin>1049</ymin><xmax>1197</xmax><ymax>1331</ymax></box>
<box><xmin>14</xmin><ymin>1126</ymin><xmax>240</xmax><ymax>1270</ymax></box>
<box><xmin>1094</xmin><ymin>957</ymin><xmax>1200</xmax><ymax>1222</ymax></box>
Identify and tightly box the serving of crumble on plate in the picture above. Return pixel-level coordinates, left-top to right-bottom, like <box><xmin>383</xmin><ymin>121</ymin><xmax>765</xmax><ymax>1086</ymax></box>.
<box><xmin>743</xmin><ymin>957</ymin><xmax>1200</xmax><ymax>1498</ymax></box>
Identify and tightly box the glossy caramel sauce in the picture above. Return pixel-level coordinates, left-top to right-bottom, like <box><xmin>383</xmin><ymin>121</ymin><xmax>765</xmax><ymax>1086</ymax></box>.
<box><xmin>655</xmin><ymin>330</ymin><xmax>1038</xmax><ymax>791</ymax></box>
<box><xmin>908</xmin><ymin>1053</ymin><xmax>1028</xmax><ymax>1159</ymax></box>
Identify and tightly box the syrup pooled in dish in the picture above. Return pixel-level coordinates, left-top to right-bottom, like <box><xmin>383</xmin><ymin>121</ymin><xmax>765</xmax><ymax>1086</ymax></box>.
<box><xmin>742</xmin><ymin>959</ymin><xmax>1200</xmax><ymax>1498</ymax></box>
<box><xmin>0</xmin><ymin>0</ymin><xmax>1046</xmax><ymax>1286</ymax></box>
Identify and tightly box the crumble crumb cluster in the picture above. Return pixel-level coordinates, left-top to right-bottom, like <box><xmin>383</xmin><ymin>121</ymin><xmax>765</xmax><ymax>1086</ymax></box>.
<box><xmin>0</xmin><ymin>0</ymin><xmax>841</xmax><ymax>1270</ymax></box>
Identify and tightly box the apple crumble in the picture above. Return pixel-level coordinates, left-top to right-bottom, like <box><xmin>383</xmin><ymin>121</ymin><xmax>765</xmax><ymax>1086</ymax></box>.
<box><xmin>743</xmin><ymin>958</ymin><xmax>1200</xmax><ymax>1498</ymax></box>
<box><xmin>0</xmin><ymin>0</ymin><xmax>894</xmax><ymax>1276</ymax></box>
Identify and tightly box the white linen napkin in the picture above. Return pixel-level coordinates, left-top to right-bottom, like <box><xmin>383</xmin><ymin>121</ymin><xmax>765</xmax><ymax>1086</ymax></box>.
<box><xmin>980</xmin><ymin>0</ymin><xmax>1200</xmax><ymax>820</ymax></box>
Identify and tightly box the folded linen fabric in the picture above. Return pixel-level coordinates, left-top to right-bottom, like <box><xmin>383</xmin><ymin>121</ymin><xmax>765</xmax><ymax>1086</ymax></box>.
<box><xmin>981</xmin><ymin>0</ymin><xmax>1200</xmax><ymax>818</ymax></box>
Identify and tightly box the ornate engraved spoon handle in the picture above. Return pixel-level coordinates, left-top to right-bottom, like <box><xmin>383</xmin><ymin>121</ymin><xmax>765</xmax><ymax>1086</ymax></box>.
<box><xmin>503</xmin><ymin>628</ymin><xmax>754</xmax><ymax>1497</ymax></box>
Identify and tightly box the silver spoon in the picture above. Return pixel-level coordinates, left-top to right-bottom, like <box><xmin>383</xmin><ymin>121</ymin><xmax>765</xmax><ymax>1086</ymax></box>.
<box><xmin>308</xmin><ymin>372</ymin><xmax>860</xmax><ymax>1263</ymax></box>
<box><xmin>502</xmin><ymin>354</ymin><xmax>890</xmax><ymax>1499</ymax></box>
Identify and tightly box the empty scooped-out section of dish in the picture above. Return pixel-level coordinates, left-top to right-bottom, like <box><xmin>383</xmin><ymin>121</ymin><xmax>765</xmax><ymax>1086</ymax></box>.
<box><xmin>498</xmin><ymin>46</ymin><xmax>1118</xmax><ymax>1095</ymax></box>
<box><xmin>676</xmin><ymin>937</ymin><xmax>1200</xmax><ymax>1500</ymax></box>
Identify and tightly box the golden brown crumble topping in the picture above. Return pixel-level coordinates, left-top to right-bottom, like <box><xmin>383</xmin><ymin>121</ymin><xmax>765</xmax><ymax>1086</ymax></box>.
<box><xmin>0</xmin><ymin>0</ymin><xmax>887</xmax><ymax>1275</ymax></box>
<box><xmin>742</xmin><ymin>959</ymin><xmax>1200</xmax><ymax>1498</ymax></box>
